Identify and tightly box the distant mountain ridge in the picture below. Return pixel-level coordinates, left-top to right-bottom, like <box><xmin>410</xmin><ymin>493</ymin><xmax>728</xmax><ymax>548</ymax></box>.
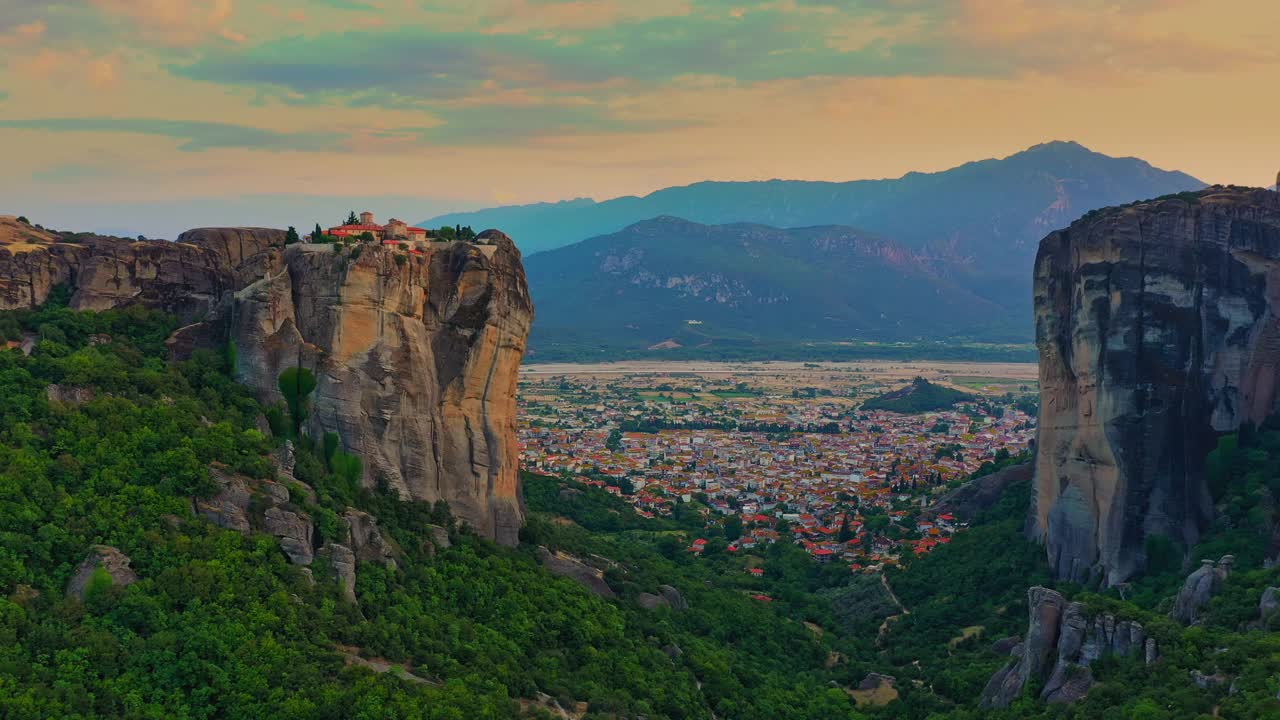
<box><xmin>524</xmin><ymin>217</ymin><xmax>1021</xmax><ymax>355</ymax></box>
<box><xmin>421</xmin><ymin>142</ymin><xmax>1204</xmax><ymax>263</ymax></box>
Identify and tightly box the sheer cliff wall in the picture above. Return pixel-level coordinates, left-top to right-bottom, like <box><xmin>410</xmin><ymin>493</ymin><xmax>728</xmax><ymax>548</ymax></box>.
<box><xmin>1033</xmin><ymin>188</ymin><xmax>1280</xmax><ymax>584</ymax></box>
<box><xmin>1</xmin><ymin>228</ymin><xmax>533</xmax><ymax>544</ymax></box>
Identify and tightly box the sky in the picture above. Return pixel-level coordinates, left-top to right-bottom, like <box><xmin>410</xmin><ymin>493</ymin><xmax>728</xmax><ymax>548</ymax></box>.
<box><xmin>1</xmin><ymin>0</ymin><xmax>1277</xmax><ymax>238</ymax></box>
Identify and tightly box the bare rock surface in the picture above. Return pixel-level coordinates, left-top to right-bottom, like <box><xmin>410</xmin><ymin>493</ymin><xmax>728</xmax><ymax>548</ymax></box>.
<box><xmin>1033</xmin><ymin>188</ymin><xmax>1280</xmax><ymax>584</ymax></box>
<box><xmin>263</xmin><ymin>506</ymin><xmax>314</xmax><ymax>566</ymax></box>
<box><xmin>1</xmin><ymin>227</ymin><xmax>532</xmax><ymax>547</ymax></box>
<box><xmin>228</xmin><ymin>240</ymin><xmax>531</xmax><ymax>545</ymax></box>
<box><xmin>323</xmin><ymin>543</ymin><xmax>358</xmax><ymax>603</ymax></box>
<box><xmin>66</xmin><ymin>546</ymin><xmax>139</xmax><ymax>600</ymax></box>
<box><xmin>932</xmin><ymin>461</ymin><xmax>1033</xmax><ymax>521</ymax></box>
<box><xmin>46</xmin><ymin>384</ymin><xmax>95</xmax><ymax>406</ymax></box>
<box><xmin>537</xmin><ymin>546</ymin><xmax>616</xmax><ymax>599</ymax></box>
<box><xmin>1172</xmin><ymin>555</ymin><xmax>1233</xmax><ymax>625</ymax></box>
<box><xmin>980</xmin><ymin>586</ymin><xmax>1155</xmax><ymax>708</ymax></box>
<box><xmin>344</xmin><ymin>508</ymin><xmax>398</xmax><ymax>569</ymax></box>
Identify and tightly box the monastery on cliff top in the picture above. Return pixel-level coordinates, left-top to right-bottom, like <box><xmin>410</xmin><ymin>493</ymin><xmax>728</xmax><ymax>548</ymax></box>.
<box><xmin>328</xmin><ymin>211</ymin><xmax>430</xmax><ymax>243</ymax></box>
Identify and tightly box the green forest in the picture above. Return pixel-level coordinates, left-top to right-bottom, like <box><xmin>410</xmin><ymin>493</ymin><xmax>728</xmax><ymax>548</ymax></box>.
<box><xmin>0</xmin><ymin>295</ymin><xmax>1278</xmax><ymax>718</ymax></box>
<box><xmin>860</xmin><ymin>378</ymin><xmax>975</xmax><ymax>414</ymax></box>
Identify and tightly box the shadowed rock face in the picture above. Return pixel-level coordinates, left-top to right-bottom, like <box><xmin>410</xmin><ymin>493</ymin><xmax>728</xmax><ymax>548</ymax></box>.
<box><xmin>0</xmin><ymin>227</ymin><xmax>532</xmax><ymax>545</ymax></box>
<box><xmin>1033</xmin><ymin>188</ymin><xmax>1280</xmax><ymax>585</ymax></box>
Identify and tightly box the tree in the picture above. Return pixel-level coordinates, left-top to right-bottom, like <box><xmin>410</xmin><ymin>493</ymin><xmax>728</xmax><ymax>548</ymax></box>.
<box><xmin>312</xmin><ymin>223</ymin><xmax>323</xmax><ymax>242</ymax></box>
<box><xmin>437</xmin><ymin>225</ymin><xmax>457</xmax><ymax>241</ymax></box>
<box><xmin>16</xmin><ymin>215</ymin><xmax>29</xmax><ymax>224</ymax></box>
<box><xmin>278</xmin><ymin>366</ymin><xmax>317</xmax><ymax>436</ymax></box>
<box><xmin>346</xmin><ymin>211</ymin><xmax>359</xmax><ymax>225</ymax></box>
<box><xmin>285</xmin><ymin>226</ymin><xmax>301</xmax><ymax>244</ymax></box>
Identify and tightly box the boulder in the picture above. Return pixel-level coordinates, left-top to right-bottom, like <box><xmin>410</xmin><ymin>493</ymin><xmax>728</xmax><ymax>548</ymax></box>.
<box><xmin>537</xmin><ymin>547</ymin><xmax>616</xmax><ymax>599</ymax></box>
<box><xmin>637</xmin><ymin>592</ymin><xmax>669</xmax><ymax>610</ymax></box>
<box><xmin>263</xmin><ymin>506</ymin><xmax>314</xmax><ymax>565</ymax></box>
<box><xmin>66</xmin><ymin>546</ymin><xmax>138</xmax><ymax>600</ymax></box>
<box><xmin>659</xmin><ymin>584</ymin><xmax>688</xmax><ymax>611</ymax></box>
<box><xmin>1172</xmin><ymin>556</ymin><xmax>1232</xmax><ymax>625</ymax></box>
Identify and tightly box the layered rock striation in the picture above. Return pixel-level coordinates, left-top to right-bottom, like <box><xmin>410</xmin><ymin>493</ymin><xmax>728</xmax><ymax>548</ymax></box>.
<box><xmin>1033</xmin><ymin>188</ymin><xmax>1280</xmax><ymax>584</ymax></box>
<box><xmin>1</xmin><ymin>227</ymin><xmax>532</xmax><ymax>545</ymax></box>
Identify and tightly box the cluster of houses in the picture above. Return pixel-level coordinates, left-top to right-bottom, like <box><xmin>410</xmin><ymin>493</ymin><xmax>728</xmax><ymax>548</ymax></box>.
<box><xmin>519</xmin><ymin>373</ymin><xmax>1035</xmax><ymax>569</ymax></box>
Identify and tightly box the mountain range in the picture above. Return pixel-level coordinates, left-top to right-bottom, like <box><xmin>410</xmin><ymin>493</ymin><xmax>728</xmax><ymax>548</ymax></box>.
<box><xmin>524</xmin><ymin>217</ymin><xmax>1019</xmax><ymax>355</ymax></box>
<box><xmin>427</xmin><ymin>141</ymin><xmax>1205</xmax><ymax>358</ymax></box>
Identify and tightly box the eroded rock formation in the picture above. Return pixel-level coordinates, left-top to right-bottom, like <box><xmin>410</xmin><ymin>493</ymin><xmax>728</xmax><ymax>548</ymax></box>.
<box><xmin>227</xmin><ymin>233</ymin><xmax>531</xmax><ymax>544</ymax></box>
<box><xmin>1</xmin><ymin>228</ymin><xmax>532</xmax><ymax>545</ymax></box>
<box><xmin>980</xmin><ymin>586</ymin><xmax>1156</xmax><ymax>708</ymax></box>
<box><xmin>1171</xmin><ymin>555</ymin><xmax>1233</xmax><ymax>625</ymax></box>
<box><xmin>66</xmin><ymin>545</ymin><xmax>139</xmax><ymax>600</ymax></box>
<box><xmin>1033</xmin><ymin>188</ymin><xmax>1280</xmax><ymax>584</ymax></box>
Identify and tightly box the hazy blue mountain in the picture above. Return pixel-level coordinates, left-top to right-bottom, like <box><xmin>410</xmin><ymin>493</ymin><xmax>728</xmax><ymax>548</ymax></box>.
<box><xmin>524</xmin><ymin>217</ymin><xmax>1024</xmax><ymax>358</ymax></box>
<box><xmin>422</xmin><ymin>141</ymin><xmax>1203</xmax><ymax>265</ymax></box>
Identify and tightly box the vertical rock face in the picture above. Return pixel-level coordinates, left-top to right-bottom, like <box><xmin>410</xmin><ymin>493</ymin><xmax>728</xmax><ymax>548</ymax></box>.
<box><xmin>1033</xmin><ymin>188</ymin><xmax>1280</xmax><ymax>585</ymax></box>
<box><xmin>0</xmin><ymin>227</ymin><xmax>532</xmax><ymax>546</ymax></box>
<box><xmin>980</xmin><ymin>586</ymin><xmax>1155</xmax><ymax>708</ymax></box>
<box><xmin>229</xmin><ymin>234</ymin><xmax>532</xmax><ymax>544</ymax></box>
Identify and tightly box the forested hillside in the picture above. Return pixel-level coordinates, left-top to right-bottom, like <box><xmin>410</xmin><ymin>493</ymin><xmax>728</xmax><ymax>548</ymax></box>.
<box><xmin>1</xmin><ymin>294</ymin><xmax>1277</xmax><ymax>718</ymax></box>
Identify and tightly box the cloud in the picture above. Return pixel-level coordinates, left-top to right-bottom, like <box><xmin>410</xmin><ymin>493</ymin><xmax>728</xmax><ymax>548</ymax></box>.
<box><xmin>0</xmin><ymin>118</ymin><xmax>345</xmax><ymax>153</ymax></box>
<box><xmin>172</xmin><ymin>11</ymin><xmax>974</xmax><ymax>106</ymax></box>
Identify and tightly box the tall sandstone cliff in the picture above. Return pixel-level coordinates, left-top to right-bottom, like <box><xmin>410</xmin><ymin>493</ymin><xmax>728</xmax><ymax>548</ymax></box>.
<box><xmin>0</xmin><ymin>228</ymin><xmax>532</xmax><ymax>544</ymax></box>
<box><xmin>1033</xmin><ymin>187</ymin><xmax>1280</xmax><ymax>585</ymax></box>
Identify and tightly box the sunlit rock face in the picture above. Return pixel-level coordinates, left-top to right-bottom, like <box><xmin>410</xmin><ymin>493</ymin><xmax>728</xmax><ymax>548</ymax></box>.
<box><xmin>227</xmin><ymin>233</ymin><xmax>532</xmax><ymax>545</ymax></box>
<box><xmin>0</xmin><ymin>227</ymin><xmax>532</xmax><ymax>545</ymax></box>
<box><xmin>1033</xmin><ymin>188</ymin><xmax>1280</xmax><ymax>585</ymax></box>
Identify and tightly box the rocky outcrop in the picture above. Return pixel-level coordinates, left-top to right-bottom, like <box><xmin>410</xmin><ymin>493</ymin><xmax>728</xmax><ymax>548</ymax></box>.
<box><xmin>1260</xmin><ymin>586</ymin><xmax>1279</xmax><ymax>619</ymax></box>
<box><xmin>46</xmin><ymin>384</ymin><xmax>95</xmax><ymax>406</ymax></box>
<box><xmin>1033</xmin><ymin>188</ymin><xmax>1280</xmax><ymax>585</ymax></box>
<box><xmin>1172</xmin><ymin>555</ymin><xmax>1233</xmax><ymax>625</ymax></box>
<box><xmin>343</xmin><ymin>508</ymin><xmax>398</xmax><ymax>569</ymax></box>
<box><xmin>66</xmin><ymin>546</ymin><xmax>139</xmax><ymax>600</ymax></box>
<box><xmin>932</xmin><ymin>461</ymin><xmax>1032</xmax><ymax>521</ymax></box>
<box><xmin>0</xmin><ymin>231</ymin><xmax>284</xmax><ymax>319</ymax></box>
<box><xmin>1</xmin><ymin>228</ymin><xmax>532</xmax><ymax>546</ymax></box>
<box><xmin>227</xmin><ymin>236</ymin><xmax>532</xmax><ymax>545</ymax></box>
<box><xmin>323</xmin><ymin>543</ymin><xmax>358</xmax><ymax>603</ymax></box>
<box><xmin>194</xmin><ymin>469</ymin><xmax>254</xmax><ymax>533</ymax></box>
<box><xmin>263</xmin><ymin>506</ymin><xmax>314</xmax><ymax>566</ymax></box>
<box><xmin>980</xmin><ymin>586</ymin><xmax>1156</xmax><ymax>708</ymax></box>
<box><xmin>659</xmin><ymin>584</ymin><xmax>688</xmax><ymax>611</ymax></box>
<box><xmin>537</xmin><ymin>547</ymin><xmax>616</xmax><ymax>599</ymax></box>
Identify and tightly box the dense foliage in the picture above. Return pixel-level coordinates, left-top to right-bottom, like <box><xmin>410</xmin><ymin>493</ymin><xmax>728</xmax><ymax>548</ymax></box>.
<box><xmin>2</xmin><ymin>296</ymin><xmax>1278</xmax><ymax>718</ymax></box>
<box><xmin>860</xmin><ymin>378</ymin><xmax>975</xmax><ymax>414</ymax></box>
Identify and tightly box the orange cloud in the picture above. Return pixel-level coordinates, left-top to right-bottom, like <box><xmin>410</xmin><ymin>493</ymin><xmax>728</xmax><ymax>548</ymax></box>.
<box><xmin>89</xmin><ymin>0</ymin><xmax>243</xmax><ymax>46</ymax></box>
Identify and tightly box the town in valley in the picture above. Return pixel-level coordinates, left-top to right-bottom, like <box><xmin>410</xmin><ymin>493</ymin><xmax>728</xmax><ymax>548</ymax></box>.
<box><xmin>518</xmin><ymin>360</ymin><xmax>1037</xmax><ymax>574</ymax></box>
